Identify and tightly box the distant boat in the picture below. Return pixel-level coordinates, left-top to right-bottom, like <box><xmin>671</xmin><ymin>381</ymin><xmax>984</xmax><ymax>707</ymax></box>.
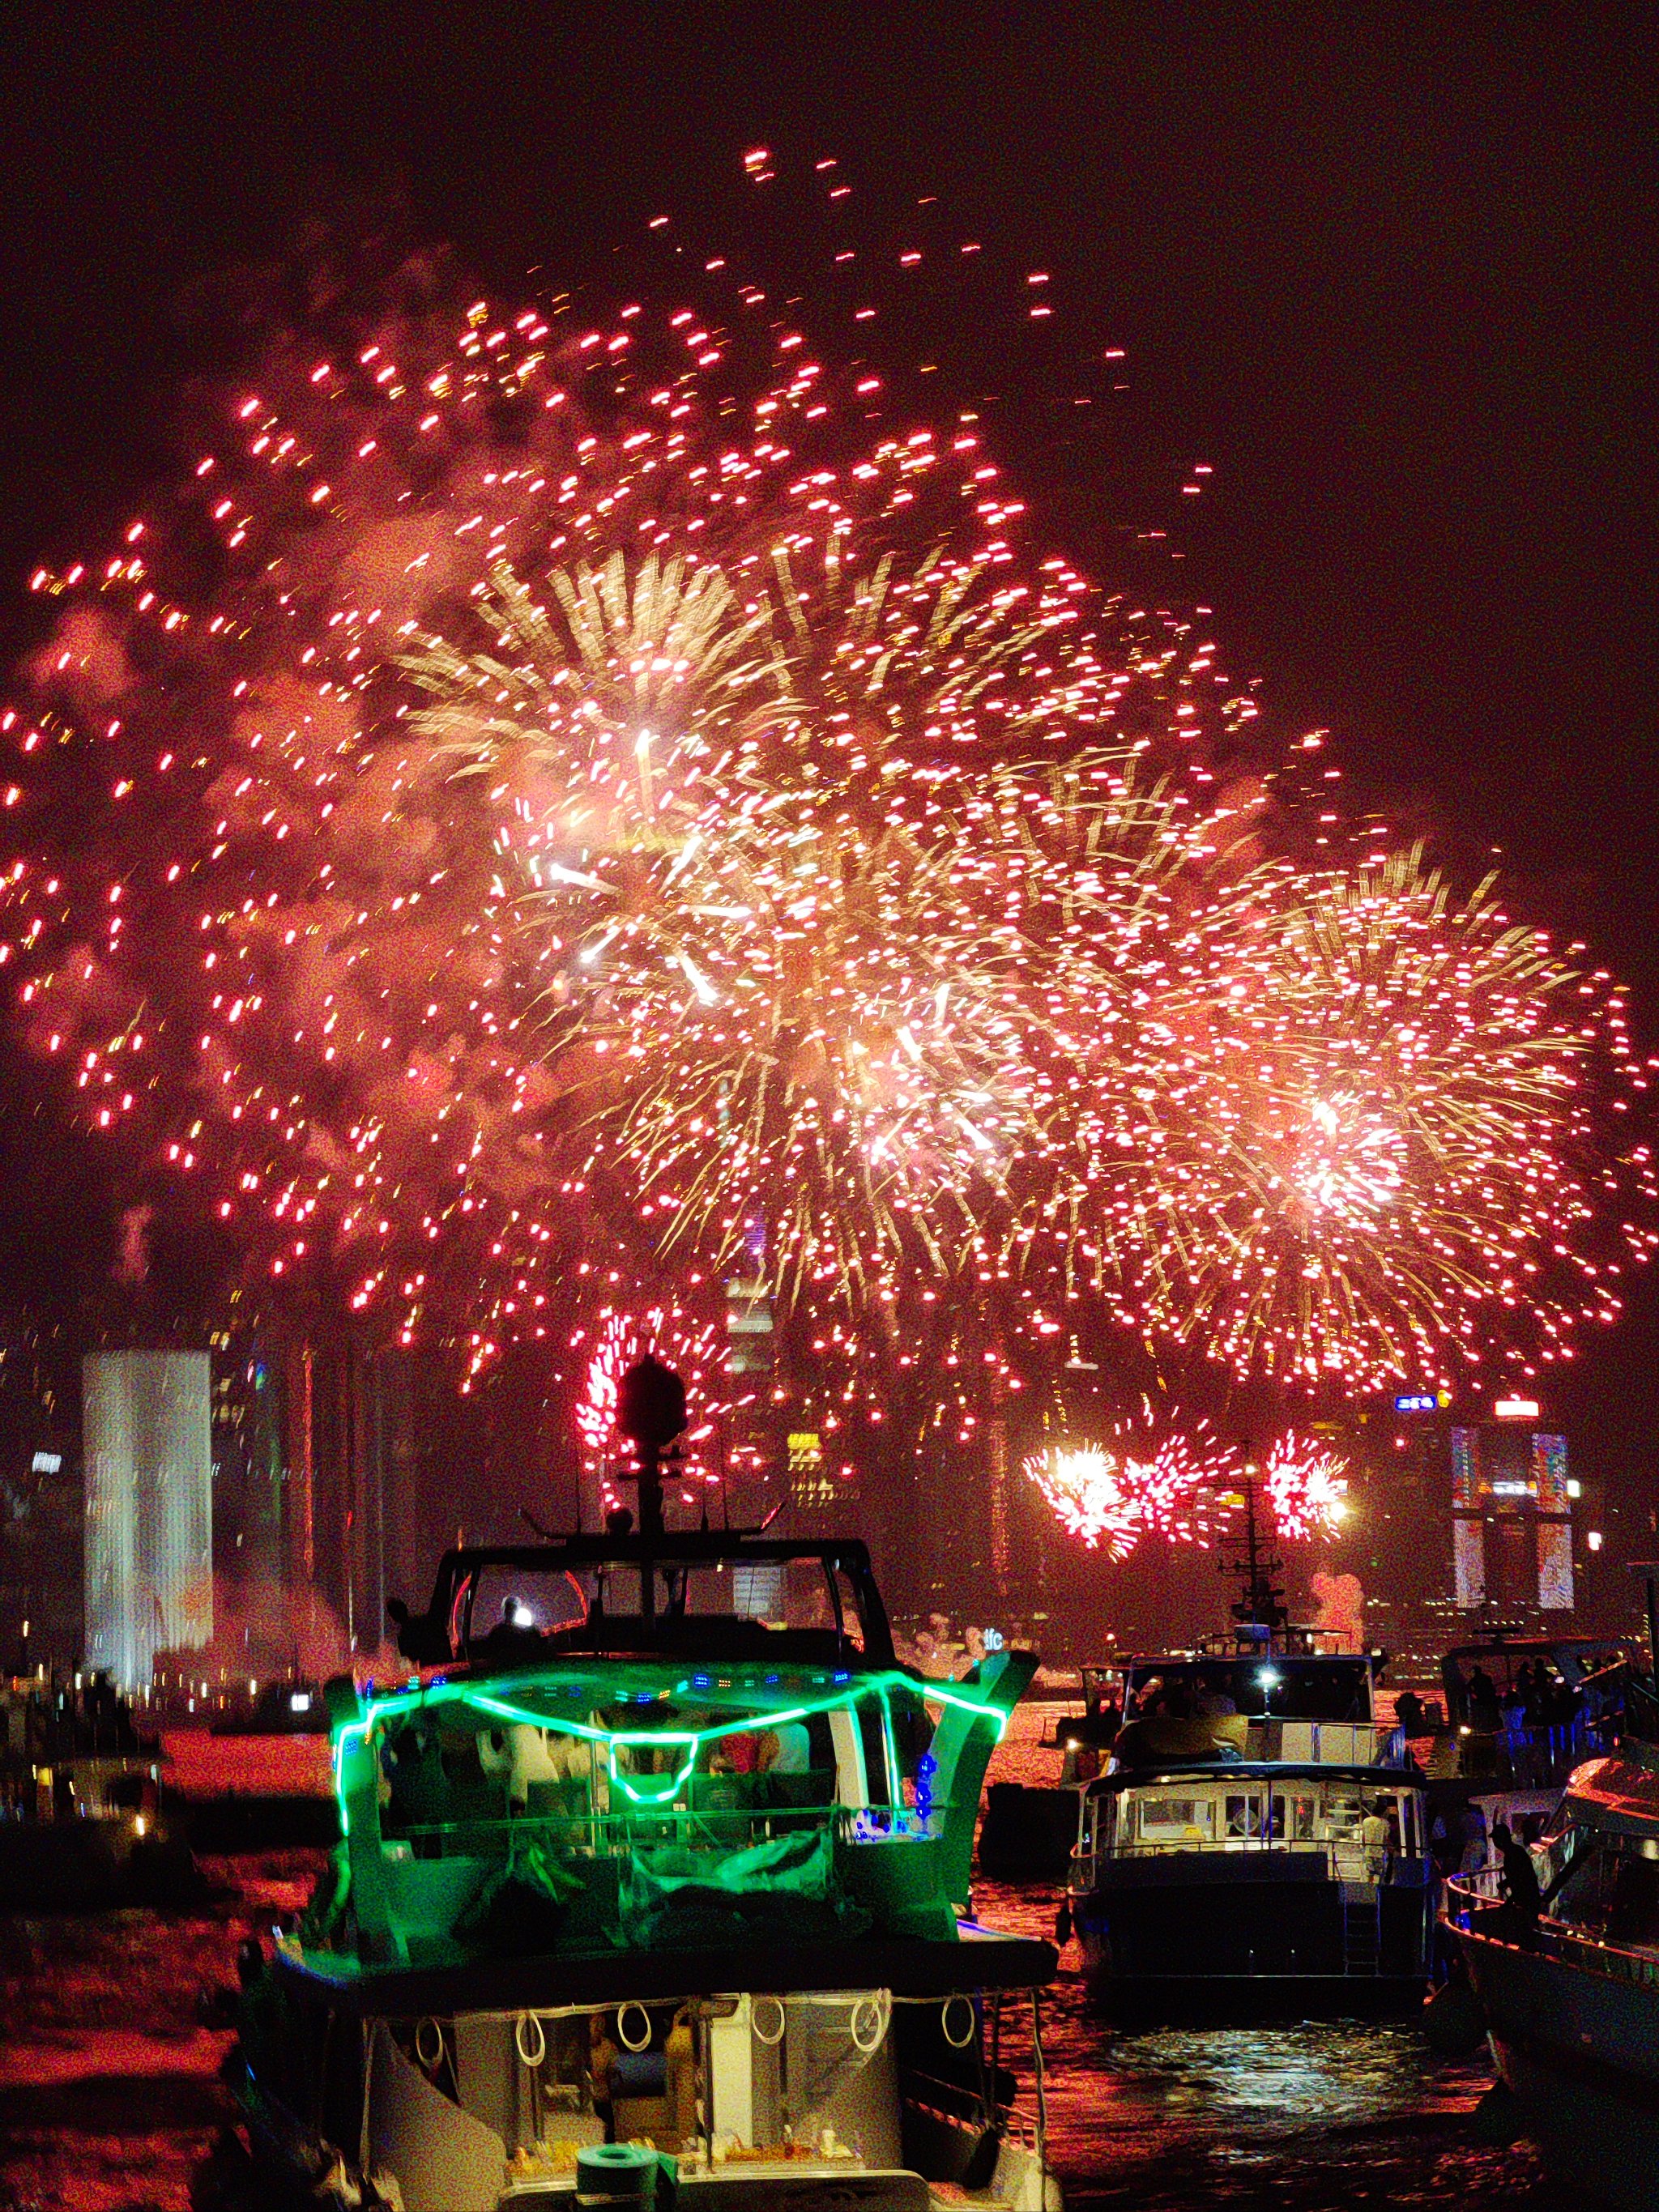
<box><xmin>1064</xmin><ymin>1475</ymin><xmax>1434</xmax><ymax>2016</ymax></box>
<box><xmin>0</xmin><ymin>1672</ymin><xmax>191</xmax><ymax>1907</ymax></box>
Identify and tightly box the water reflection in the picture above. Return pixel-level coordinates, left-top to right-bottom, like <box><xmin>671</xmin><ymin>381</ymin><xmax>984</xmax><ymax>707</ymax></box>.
<box><xmin>975</xmin><ymin>1878</ymin><xmax>1567</xmax><ymax>2211</ymax></box>
<box><xmin>0</xmin><ymin>1858</ymin><xmax>1572</xmax><ymax>2211</ymax></box>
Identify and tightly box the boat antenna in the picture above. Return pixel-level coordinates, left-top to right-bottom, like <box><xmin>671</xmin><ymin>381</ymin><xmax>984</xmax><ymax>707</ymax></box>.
<box><xmin>1221</xmin><ymin>1444</ymin><xmax>1288</xmax><ymax>1643</ymax></box>
<box><xmin>616</xmin><ymin>1356</ymin><xmax>688</xmax><ymax>1629</ymax></box>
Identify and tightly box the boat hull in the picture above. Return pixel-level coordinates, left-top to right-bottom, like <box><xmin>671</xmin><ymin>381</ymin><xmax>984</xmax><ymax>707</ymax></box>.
<box><xmin>1073</xmin><ymin>1858</ymin><xmax>1431</xmax><ymax>2018</ymax></box>
<box><xmin>1456</xmin><ymin>1918</ymin><xmax>1659</xmax><ymax>2211</ymax></box>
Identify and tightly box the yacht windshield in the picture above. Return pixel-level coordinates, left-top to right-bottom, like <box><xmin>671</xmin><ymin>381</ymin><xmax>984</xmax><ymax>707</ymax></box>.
<box><xmin>1124</xmin><ymin>1657</ymin><xmax>1371</xmax><ymax>1722</ymax></box>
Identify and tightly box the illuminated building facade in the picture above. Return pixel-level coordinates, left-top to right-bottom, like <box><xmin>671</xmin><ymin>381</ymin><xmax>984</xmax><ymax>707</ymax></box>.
<box><xmin>1451</xmin><ymin>1423</ymin><xmax>1574</xmax><ymax>1613</ymax></box>
<box><xmin>83</xmin><ymin>1350</ymin><xmax>212</xmax><ymax>1689</ymax></box>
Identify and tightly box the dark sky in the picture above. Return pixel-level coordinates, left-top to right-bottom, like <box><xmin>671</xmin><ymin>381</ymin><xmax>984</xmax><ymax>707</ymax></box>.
<box><xmin>0</xmin><ymin>6</ymin><xmax>1655</xmax><ymax>1481</ymax></box>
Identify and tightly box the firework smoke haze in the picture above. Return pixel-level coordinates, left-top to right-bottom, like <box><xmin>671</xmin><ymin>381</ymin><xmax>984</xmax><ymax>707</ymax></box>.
<box><xmin>0</xmin><ymin>240</ymin><xmax>1256</xmax><ymax>1363</ymax></box>
<box><xmin>0</xmin><ymin>190</ymin><xmax>1650</xmax><ymax>1393</ymax></box>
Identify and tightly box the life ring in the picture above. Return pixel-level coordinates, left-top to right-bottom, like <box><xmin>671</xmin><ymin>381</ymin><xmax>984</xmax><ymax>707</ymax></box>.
<box><xmin>514</xmin><ymin>2011</ymin><xmax>546</xmax><ymax>2069</ymax></box>
<box><xmin>941</xmin><ymin>1994</ymin><xmax>976</xmax><ymax>2049</ymax></box>
<box><xmin>617</xmin><ymin>2001</ymin><xmax>653</xmax><ymax>2054</ymax></box>
<box><xmin>752</xmin><ymin>1993</ymin><xmax>787</xmax><ymax>2047</ymax></box>
<box><xmin>850</xmin><ymin>1994</ymin><xmax>887</xmax><ymax>2054</ymax></box>
<box><xmin>415</xmin><ymin>2017</ymin><xmax>446</xmax><ymax>2071</ymax></box>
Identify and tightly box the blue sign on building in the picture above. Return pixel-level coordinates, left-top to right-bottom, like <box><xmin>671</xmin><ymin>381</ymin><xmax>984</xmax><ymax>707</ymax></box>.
<box><xmin>1393</xmin><ymin>1392</ymin><xmax>1438</xmax><ymax>1414</ymax></box>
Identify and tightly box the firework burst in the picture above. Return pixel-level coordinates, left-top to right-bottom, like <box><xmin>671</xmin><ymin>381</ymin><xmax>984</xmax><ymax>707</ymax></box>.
<box><xmin>1025</xmin><ymin>1419</ymin><xmax>1213</xmax><ymax>1558</ymax></box>
<box><xmin>1109</xmin><ymin>848</ymin><xmax>1658</xmax><ymax>1389</ymax></box>
<box><xmin>0</xmin><ymin>202</ymin><xmax>1647</xmax><ymax>1396</ymax></box>
<box><xmin>1260</xmin><ymin>1432</ymin><xmax>1350</xmax><ymax>1541</ymax></box>
<box><xmin>0</xmin><ymin>255</ymin><xmax>1249</xmax><ymax>1362</ymax></box>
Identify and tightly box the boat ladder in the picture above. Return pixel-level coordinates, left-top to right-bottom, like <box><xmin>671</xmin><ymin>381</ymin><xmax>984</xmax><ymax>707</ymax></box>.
<box><xmin>1341</xmin><ymin>1882</ymin><xmax>1381</xmax><ymax>1975</ymax></box>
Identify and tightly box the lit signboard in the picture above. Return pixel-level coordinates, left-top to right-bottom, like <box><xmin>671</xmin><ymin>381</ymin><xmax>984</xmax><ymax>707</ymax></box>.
<box><xmin>1495</xmin><ymin>1397</ymin><xmax>1542</xmax><ymax>1421</ymax></box>
<box><xmin>30</xmin><ymin>1451</ymin><xmax>62</xmax><ymax>1474</ymax></box>
<box><xmin>1393</xmin><ymin>1394</ymin><xmax>1437</xmax><ymax>1414</ymax></box>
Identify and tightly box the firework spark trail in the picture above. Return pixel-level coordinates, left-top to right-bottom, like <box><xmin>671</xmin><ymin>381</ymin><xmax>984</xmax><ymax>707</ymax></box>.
<box><xmin>0</xmin><ymin>256</ymin><xmax>1253</xmax><ymax>1366</ymax></box>
<box><xmin>1260</xmin><ymin>1430</ymin><xmax>1351</xmax><ymax>1541</ymax></box>
<box><xmin>1095</xmin><ymin>849</ymin><xmax>1659</xmax><ymax>1389</ymax></box>
<box><xmin>0</xmin><ymin>205</ymin><xmax>1648</xmax><ymax>1393</ymax></box>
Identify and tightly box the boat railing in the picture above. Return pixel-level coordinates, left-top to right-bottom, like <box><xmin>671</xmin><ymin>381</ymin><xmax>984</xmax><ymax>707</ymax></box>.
<box><xmin>1105</xmin><ymin>1718</ymin><xmax>1401</xmax><ymax>1769</ymax></box>
<box><xmin>1445</xmin><ymin>1867</ymin><xmax>1659</xmax><ymax>1990</ymax></box>
<box><xmin>901</xmin><ymin>2069</ymin><xmax>1044</xmax><ymax>2158</ymax></box>
<box><xmin>1070</xmin><ymin>1835</ymin><xmax>1434</xmax><ymax>1889</ymax></box>
<box><xmin>383</xmin><ymin>1796</ymin><xmax>938</xmax><ymax>1861</ymax></box>
<box><xmin>1447</xmin><ymin>1713</ymin><xmax>1618</xmax><ymax>1785</ymax></box>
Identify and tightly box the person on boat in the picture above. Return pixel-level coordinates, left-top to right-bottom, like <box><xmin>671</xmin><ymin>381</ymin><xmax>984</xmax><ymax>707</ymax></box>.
<box><xmin>757</xmin><ymin>1716</ymin><xmax>812</xmax><ymax>1775</ymax></box>
<box><xmin>1060</xmin><ymin>1738</ymin><xmax>1102</xmax><ymax>1785</ymax></box>
<box><xmin>476</xmin><ymin>1594</ymin><xmax>545</xmax><ymax>1663</ymax></box>
<box><xmin>709</xmin><ymin>1728</ymin><xmax>763</xmax><ymax>1775</ymax></box>
<box><xmin>1491</xmin><ymin>1818</ymin><xmax>1542</xmax><ymax>1938</ymax></box>
<box><xmin>1394</xmin><ymin>1688</ymin><xmax>1426</xmax><ymax>1738</ymax></box>
<box><xmin>1360</xmin><ymin>1801</ymin><xmax>1390</xmax><ymax>1882</ymax></box>
<box><xmin>1467</xmin><ymin>1665</ymin><xmax>1500</xmax><ymax>1731</ymax></box>
<box><xmin>1457</xmin><ymin>1801</ymin><xmax>1489</xmax><ymax>1875</ymax></box>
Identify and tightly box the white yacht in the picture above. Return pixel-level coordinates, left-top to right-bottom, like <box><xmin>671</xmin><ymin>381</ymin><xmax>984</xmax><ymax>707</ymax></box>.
<box><xmin>1065</xmin><ymin>1636</ymin><xmax>1434</xmax><ymax>2013</ymax></box>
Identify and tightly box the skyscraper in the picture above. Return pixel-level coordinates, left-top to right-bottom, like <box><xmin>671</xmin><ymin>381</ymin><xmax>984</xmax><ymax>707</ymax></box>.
<box><xmin>83</xmin><ymin>1351</ymin><xmax>212</xmax><ymax>1689</ymax></box>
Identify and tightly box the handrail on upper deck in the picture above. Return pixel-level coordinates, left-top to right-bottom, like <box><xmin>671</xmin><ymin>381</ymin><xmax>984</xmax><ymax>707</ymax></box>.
<box><xmin>1444</xmin><ymin>1866</ymin><xmax>1659</xmax><ymax>1988</ymax></box>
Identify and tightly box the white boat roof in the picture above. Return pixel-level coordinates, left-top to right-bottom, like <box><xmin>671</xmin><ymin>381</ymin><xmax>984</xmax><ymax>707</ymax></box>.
<box><xmin>1564</xmin><ymin>1752</ymin><xmax>1659</xmax><ymax>1840</ymax></box>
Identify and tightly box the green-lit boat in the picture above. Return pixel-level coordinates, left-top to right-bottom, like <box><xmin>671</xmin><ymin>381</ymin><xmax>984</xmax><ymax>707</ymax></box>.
<box><xmin>232</xmin><ymin>1362</ymin><xmax>1061</xmax><ymax>2210</ymax></box>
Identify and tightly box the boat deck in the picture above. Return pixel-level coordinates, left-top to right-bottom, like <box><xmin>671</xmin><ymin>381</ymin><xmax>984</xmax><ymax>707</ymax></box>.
<box><xmin>275</xmin><ymin>1921</ymin><xmax>1059</xmax><ymax>2017</ymax></box>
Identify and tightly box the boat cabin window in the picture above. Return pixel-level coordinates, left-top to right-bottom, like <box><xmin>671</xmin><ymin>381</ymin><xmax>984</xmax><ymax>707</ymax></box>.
<box><xmin>1549</xmin><ymin>1833</ymin><xmax>1659</xmax><ymax>1947</ymax></box>
<box><xmin>467</xmin><ymin>1565</ymin><xmax>591</xmax><ymax>1643</ymax></box>
<box><xmin>433</xmin><ymin>1545</ymin><xmax>887</xmax><ymax>1663</ymax></box>
<box><xmin>1137</xmin><ymin>1796</ymin><xmax>1211</xmax><ymax>1842</ymax></box>
<box><xmin>1125</xmin><ymin>1657</ymin><xmax>1371</xmax><ymax>1722</ymax></box>
<box><xmin>1277</xmin><ymin>1792</ymin><xmax>1318</xmax><ymax>1842</ymax></box>
<box><xmin>1222</xmin><ymin>1791</ymin><xmax>1287</xmax><ymax>1839</ymax></box>
<box><xmin>829</xmin><ymin>1566</ymin><xmax>868</xmax><ymax>1652</ymax></box>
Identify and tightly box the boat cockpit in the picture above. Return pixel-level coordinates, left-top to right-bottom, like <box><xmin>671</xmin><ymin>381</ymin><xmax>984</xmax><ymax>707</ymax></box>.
<box><xmin>390</xmin><ymin>1537</ymin><xmax>895</xmax><ymax>1674</ymax></box>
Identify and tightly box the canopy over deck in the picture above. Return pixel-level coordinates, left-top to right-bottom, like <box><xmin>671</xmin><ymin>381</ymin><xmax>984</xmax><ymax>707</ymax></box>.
<box><xmin>274</xmin><ymin>1922</ymin><xmax>1058</xmax><ymax>2018</ymax></box>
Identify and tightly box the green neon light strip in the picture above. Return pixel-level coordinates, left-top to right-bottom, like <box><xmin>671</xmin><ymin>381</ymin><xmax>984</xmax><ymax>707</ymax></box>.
<box><xmin>331</xmin><ymin>1669</ymin><xmax>1006</xmax><ymax>1833</ymax></box>
<box><xmin>877</xmin><ymin>1685</ymin><xmax>902</xmax><ymax>1813</ymax></box>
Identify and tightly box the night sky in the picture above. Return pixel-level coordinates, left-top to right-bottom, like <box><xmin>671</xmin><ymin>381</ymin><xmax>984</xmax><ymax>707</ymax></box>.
<box><xmin>0</xmin><ymin>9</ymin><xmax>1654</xmax><ymax>1490</ymax></box>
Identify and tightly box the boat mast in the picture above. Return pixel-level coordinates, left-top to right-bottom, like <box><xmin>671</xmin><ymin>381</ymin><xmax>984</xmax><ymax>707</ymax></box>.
<box><xmin>616</xmin><ymin>1356</ymin><xmax>686</xmax><ymax>1629</ymax></box>
<box><xmin>1222</xmin><ymin>1449</ymin><xmax>1289</xmax><ymax>1643</ymax></box>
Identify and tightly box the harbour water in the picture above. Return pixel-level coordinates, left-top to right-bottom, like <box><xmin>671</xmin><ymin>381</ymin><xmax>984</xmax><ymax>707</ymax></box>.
<box><xmin>0</xmin><ymin>1715</ymin><xmax>1573</xmax><ymax>2212</ymax></box>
